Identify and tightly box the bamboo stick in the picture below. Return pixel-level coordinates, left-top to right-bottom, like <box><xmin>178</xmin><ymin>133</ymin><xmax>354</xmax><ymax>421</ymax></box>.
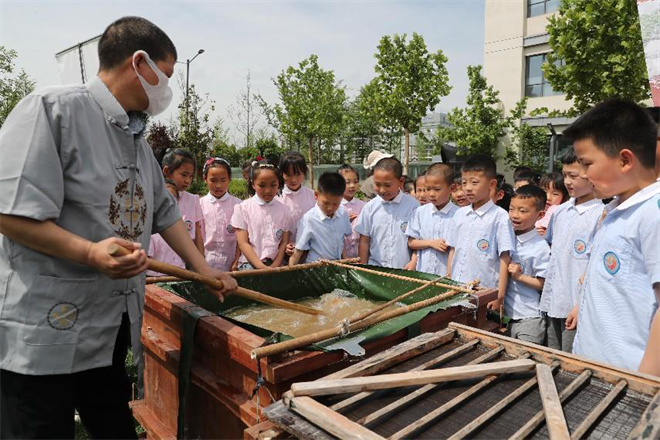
<box><xmin>388</xmin><ymin>352</ymin><xmax>532</xmax><ymax>440</ymax></box>
<box><xmin>251</xmin><ymin>285</ymin><xmax>464</xmax><ymax>359</ymax></box>
<box><xmin>536</xmin><ymin>364</ymin><xmax>570</xmax><ymax>440</ymax></box>
<box><xmin>145</xmin><ymin>258</ymin><xmax>360</xmax><ymax>284</ymax></box>
<box><xmin>356</xmin><ymin>346</ymin><xmax>504</xmax><ymax>426</ymax></box>
<box><xmin>290</xmin><ymin>360</ymin><xmax>536</xmax><ymax>397</ymax></box>
<box><xmin>509</xmin><ymin>370</ymin><xmax>592</xmax><ymax>440</ymax></box>
<box><xmin>570</xmin><ymin>380</ymin><xmax>627</xmax><ymax>440</ymax></box>
<box><xmin>331</xmin><ymin>339</ymin><xmax>480</xmax><ymax>413</ymax></box>
<box><xmin>446</xmin><ymin>361</ymin><xmax>561</xmax><ymax>440</ymax></box>
<box><xmin>108</xmin><ymin>243</ymin><xmax>324</xmax><ymax>316</ymax></box>
<box><xmin>325</xmin><ymin>260</ymin><xmax>478</xmax><ymax>294</ymax></box>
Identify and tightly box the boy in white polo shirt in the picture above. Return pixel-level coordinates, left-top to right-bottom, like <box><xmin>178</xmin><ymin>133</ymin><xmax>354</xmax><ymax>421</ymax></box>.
<box><xmin>539</xmin><ymin>148</ymin><xmax>603</xmax><ymax>352</ymax></box>
<box><xmin>290</xmin><ymin>172</ymin><xmax>353</xmax><ymax>265</ymax></box>
<box><xmin>505</xmin><ymin>185</ymin><xmax>551</xmax><ymax>345</ymax></box>
<box><xmin>447</xmin><ymin>155</ymin><xmax>516</xmax><ymax>310</ymax></box>
<box><xmin>355</xmin><ymin>157</ymin><xmax>420</xmax><ymax>268</ymax></box>
<box><xmin>568</xmin><ymin>99</ymin><xmax>660</xmax><ymax>372</ymax></box>
<box><xmin>406</xmin><ymin>163</ymin><xmax>458</xmax><ymax>275</ymax></box>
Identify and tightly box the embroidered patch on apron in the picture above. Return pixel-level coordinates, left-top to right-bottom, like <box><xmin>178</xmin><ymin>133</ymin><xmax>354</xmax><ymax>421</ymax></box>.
<box><xmin>47</xmin><ymin>302</ymin><xmax>79</xmax><ymax>330</ymax></box>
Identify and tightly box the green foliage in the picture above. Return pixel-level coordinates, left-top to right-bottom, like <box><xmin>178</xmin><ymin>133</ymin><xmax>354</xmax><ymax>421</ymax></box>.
<box><xmin>0</xmin><ymin>46</ymin><xmax>35</xmax><ymax>127</ymax></box>
<box><xmin>371</xmin><ymin>32</ymin><xmax>451</xmax><ymax>170</ymax></box>
<box><xmin>259</xmin><ymin>54</ymin><xmax>347</xmax><ymax>182</ymax></box>
<box><xmin>229</xmin><ymin>179</ymin><xmax>249</xmax><ymax>200</ymax></box>
<box><xmin>437</xmin><ymin>65</ymin><xmax>509</xmax><ymax>158</ymax></box>
<box><xmin>544</xmin><ymin>0</ymin><xmax>650</xmax><ymax>114</ymax></box>
<box><xmin>503</xmin><ymin>98</ymin><xmax>551</xmax><ymax>173</ymax></box>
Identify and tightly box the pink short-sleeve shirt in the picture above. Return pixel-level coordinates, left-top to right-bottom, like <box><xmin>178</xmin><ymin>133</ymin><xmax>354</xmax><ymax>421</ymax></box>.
<box><xmin>341</xmin><ymin>197</ymin><xmax>366</xmax><ymax>258</ymax></box>
<box><xmin>200</xmin><ymin>192</ymin><xmax>242</xmax><ymax>271</ymax></box>
<box><xmin>147</xmin><ymin>233</ymin><xmax>184</xmax><ymax>276</ymax></box>
<box><xmin>178</xmin><ymin>191</ymin><xmax>203</xmax><ymax>239</ymax></box>
<box><xmin>276</xmin><ymin>185</ymin><xmax>315</xmax><ymax>241</ymax></box>
<box><xmin>231</xmin><ymin>196</ymin><xmax>293</xmax><ymax>263</ymax></box>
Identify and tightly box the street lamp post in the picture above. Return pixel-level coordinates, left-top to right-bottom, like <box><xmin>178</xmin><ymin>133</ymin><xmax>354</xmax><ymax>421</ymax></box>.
<box><xmin>177</xmin><ymin>49</ymin><xmax>205</xmax><ymax>122</ymax></box>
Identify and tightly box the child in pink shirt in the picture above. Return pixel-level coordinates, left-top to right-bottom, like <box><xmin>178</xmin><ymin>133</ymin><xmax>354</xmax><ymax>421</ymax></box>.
<box><xmin>535</xmin><ymin>172</ymin><xmax>569</xmax><ymax>235</ymax></box>
<box><xmin>338</xmin><ymin>164</ymin><xmax>365</xmax><ymax>258</ymax></box>
<box><xmin>200</xmin><ymin>157</ymin><xmax>242</xmax><ymax>272</ymax></box>
<box><xmin>231</xmin><ymin>161</ymin><xmax>293</xmax><ymax>270</ymax></box>
<box><xmin>161</xmin><ymin>148</ymin><xmax>204</xmax><ymax>253</ymax></box>
<box><xmin>147</xmin><ymin>180</ymin><xmax>185</xmax><ymax>276</ymax></box>
<box><xmin>276</xmin><ymin>152</ymin><xmax>316</xmax><ymax>256</ymax></box>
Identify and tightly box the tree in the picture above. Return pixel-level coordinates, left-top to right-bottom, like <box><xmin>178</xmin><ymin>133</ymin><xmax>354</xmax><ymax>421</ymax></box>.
<box><xmin>259</xmin><ymin>54</ymin><xmax>346</xmax><ymax>186</ymax></box>
<box><xmin>0</xmin><ymin>46</ymin><xmax>35</xmax><ymax>127</ymax></box>
<box><xmin>176</xmin><ymin>72</ymin><xmax>215</xmax><ymax>181</ymax></box>
<box><xmin>227</xmin><ymin>71</ymin><xmax>262</xmax><ymax>149</ymax></box>
<box><xmin>437</xmin><ymin>65</ymin><xmax>510</xmax><ymax>159</ymax></box>
<box><xmin>146</xmin><ymin>121</ymin><xmax>175</xmax><ymax>156</ymax></box>
<box><xmin>371</xmin><ymin>33</ymin><xmax>450</xmax><ymax>173</ymax></box>
<box><xmin>544</xmin><ymin>0</ymin><xmax>649</xmax><ymax>114</ymax></box>
<box><xmin>503</xmin><ymin>98</ymin><xmax>552</xmax><ymax>173</ymax></box>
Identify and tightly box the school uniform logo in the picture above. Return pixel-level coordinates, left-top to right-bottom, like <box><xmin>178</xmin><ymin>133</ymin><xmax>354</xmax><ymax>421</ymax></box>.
<box><xmin>227</xmin><ymin>224</ymin><xmax>235</xmax><ymax>233</ymax></box>
<box><xmin>276</xmin><ymin>229</ymin><xmax>284</xmax><ymax>240</ymax></box>
<box><xmin>400</xmin><ymin>222</ymin><xmax>408</xmax><ymax>233</ymax></box>
<box><xmin>476</xmin><ymin>239</ymin><xmax>490</xmax><ymax>252</ymax></box>
<box><xmin>47</xmin><ymin>302</ymin><xmax>79</xmax><ymax>330</ymax></box>
<box><xmin>603</xmin><ymin>251</ymin><xmax>620</xmax><ymax>275</ymax></box>
<box><xmin>573</xmin><ymin>239</ymin><xmax>587</xmax><ymax>254</ymax></box>
<box><xmin>185</xmin><ymin>220</ymin><xmax>194</xmax><ymax>233</ymax></box>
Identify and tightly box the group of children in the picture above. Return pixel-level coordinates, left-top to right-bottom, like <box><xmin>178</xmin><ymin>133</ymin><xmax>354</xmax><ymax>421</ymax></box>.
<box><xmin>148</xmin><ymin>99</ymin><xmax>659</xmax><ymax>376</ymax></box>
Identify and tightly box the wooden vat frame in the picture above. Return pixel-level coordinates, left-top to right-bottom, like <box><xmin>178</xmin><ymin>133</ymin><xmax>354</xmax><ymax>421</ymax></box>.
<box><xmin>131</xmin><ymin>281</ymin><xmax>498</xmax><ymax>439</ymax></box>
<box><xmin>255</xmin><ymin>323</ymin><xmax>660</xmax><ymax>440</ymax></box>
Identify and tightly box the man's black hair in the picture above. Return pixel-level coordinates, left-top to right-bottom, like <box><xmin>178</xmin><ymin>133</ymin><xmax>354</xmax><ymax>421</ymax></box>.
<box><xmin>513</xmin><ymin>169</ymin><xmax>540</xmax><ymax>185</ymax></box>
<box><xmin>513</xmin><ymin>165</ymin><xmax>534</xmax><ymax>181</ymax></box>
<box><xmin>426</xmin><ymin>163</ymin><xmax>455</xmax><ymax>186</ymax></box>
<box><xmin>98</xmin><ymin>16</ymin><xmax>177</xmax><ymax>71</ymax></box>
<box><xmin>279</xmin><ymin>151</ymin><xmax>308</xmax><ymax>176</ymax></box>
<box><xmin>512</xmin><ymin>184</ymin><xmax>547</xmax><ymax>212</ymax></box>
<box><xmin>317</xmin><ymin>172</ymin><xmax>346</xmax><ymax>196</ymax></box>
<box><xmin>373</xmin><ymin>157</ymin><xmax>403</xmax><ymax>179</ymax></box>
<box><xmin>563</xmin><ymin>98</ymin><xmax>656</xmax><ymax>169</ymax></box>
<box><xmin>461</xmin><ymin>154</ymin><xmax>497</xmax><ymax>179</ymax></box>
<box><xmin>560</xmin><ymin>147</ymin><xmax>578</xmax><ymax>165</ymax></box>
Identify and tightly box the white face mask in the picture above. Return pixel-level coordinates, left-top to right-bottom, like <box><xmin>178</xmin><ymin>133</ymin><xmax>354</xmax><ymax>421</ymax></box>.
<box><xmin>132</xmin><ymin>50</ymin><xmax>173</xmax><ymax>116</ymax></box>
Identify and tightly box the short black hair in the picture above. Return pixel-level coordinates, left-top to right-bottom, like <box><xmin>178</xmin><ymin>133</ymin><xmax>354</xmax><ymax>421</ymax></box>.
<box><xmin>279</xmin><ymin>151</ymin><xmax>308</xmax><ymax>176</ymax></box>
<box><xmin>539</xmin><ymin>172</ymin><xmax>569</xmax><ymax>204</ymax></box>
<box><xmin>512</xmin><ymin>184</ymin><xmax>547</xmax><ymax>212</ymax></box>
<box><xmin>563</xmin><ymin>98</ymin><xmax>656</xmax><ymax>169</ymax></box>
<box><xmin>337</xmin><ymin>164</ymin><xmax>359</xmax><ymax>179</ymax></box>
<box><xmin>159</xmin><ymin>148</ymin><xmax>195</xmax><ymax>172</ymax></box>
<box><xmin>461</xmin><ymin>154</ymin><xmax>497</xmax><ymax>178</ymax></box>
<box><xmin>513</xmin><ymin>166</ymin><xmax>534</xmax><ymax>181</ymax></box>
<box><xmin>426</xmin><ymin>163</ymin><xmax>455</xmax><ymax>186</ymax></box>
<box><xmin>496</xmin><ymin>183</ymin><xmax>514</xmax><ymax>211</ymax></box>
<box><xmin>513</xmin><ymin>169</ymin><xmax>540</xmax><ymax>185</ymax></box>
<box><xmin>373</xmin><ymin>157</ymin><xmax>403</xmax><ymax>179</ymax></box>
<box><xmin>203</xmin><ymin>157</ymin><xmax>232</xmax><ymax>179</ymax></box>
<box><xmin>317</xmin><ymin>172</ymin><xmax>346</xmax><ymax>196</ymax></box>
<box><xmin>403</xmin><ymin>175</ymin><xmax>415</xmax><ymax>191</ymax></box>
<box><xmin>98</xmin><ymin>16</ymin><xmax>177</xmax><ymax>71</ymax></box>
<box><xmin>560</xmin><ymin>147</ymin><xmax>578</xmax><ymax>165</ymax></box>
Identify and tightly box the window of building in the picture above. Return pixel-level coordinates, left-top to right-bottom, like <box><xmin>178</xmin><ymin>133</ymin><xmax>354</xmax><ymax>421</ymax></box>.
<box><xmin>527</xmin><ymin>0</ymin><xmax>559</xmax><ymax>18</ymax></box>
<box><xmin>525</xmin><ymin>53</ymin><xmax>563</xmax><ymax>97</ymax></box>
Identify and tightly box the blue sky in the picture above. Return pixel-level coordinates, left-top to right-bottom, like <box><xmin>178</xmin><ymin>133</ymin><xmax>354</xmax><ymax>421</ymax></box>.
<box><xmin>1</xmin><ymin>0</ymin><xmax>484</xmax><ymax>141</ymax></box>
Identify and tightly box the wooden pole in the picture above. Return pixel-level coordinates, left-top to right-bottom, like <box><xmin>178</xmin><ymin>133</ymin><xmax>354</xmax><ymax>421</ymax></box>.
<box><xmin>251</xmin><ymin>285</ymin><xmax>465</xmax><ymax>359</ymax></box>
<box><xmin>108</xmin><ymin>243</ymin><xmax>323</xmax><ymax>316</ymax></box>
<box><xmin>570</xmin><ymin>380</ymin><xmax>627</xmax><ymax>440</ymax></box>
<box><xmin>290</xmin><ymin>360</ymin><xmax>536</xmax><ymax>397</ymax></box>
<box><xmin>536</xmin><ymin>364</ymin><xmax>570</xmax><ymax>440</ymax></box>
<box><xmin>325</xmin><ymin>260</ymin><xmax>478</xmax><ymax>295</ymax></box>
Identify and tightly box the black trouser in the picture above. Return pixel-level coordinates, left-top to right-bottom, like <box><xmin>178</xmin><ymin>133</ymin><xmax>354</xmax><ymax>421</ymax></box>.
<box><xmin>0</xmin><ymin>314</ymin><xmax>137</xmax><ymax>439</ymax></box>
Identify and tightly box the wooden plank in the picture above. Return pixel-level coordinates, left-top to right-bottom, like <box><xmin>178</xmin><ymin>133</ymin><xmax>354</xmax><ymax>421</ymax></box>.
<box><xmin>264</xmin><ymin>401</ymin><xmax>335</xmax><ymax>440</ymax></box>
<box><xmin>388</xmin><ymin>351</ymin><xmax>530</xmax><ymax>440</ymax></box>
<box><xmin>290</xmin><ymin>359</ymin><xmax>536</xmax><ymax>397</ymax></box>
<box><xmin>449</xmin><ymin>323</ymin><xmax>660</xmax><ymax>396</ymax></box>
<box><xmin>446</xmin><ymin>361</ymin><xmax>560</xmax><ymax>440</ymax></box>
<box><xmin>330</xmin><ymin>339</ymin><xmax>479</xmax><ymax>412</ymax></box>
<box><xmin>628</xmin><ymin>389</ymin><xmax>660</xmax><ymax>440</ymax></box>
<box><xmin>536</xmin><ymin>364</ymin><xmax>570</xmax><ymax>440</ymax></box>
<box><xmin>570</xmin><ymin>379</ymin><xmax>627</xmax><ymax>440</ymax></box>
<box><xmin>289</xmin><ymin>397</ymin><xmax>385</xmax><ymax>440</ymax></box>
<box><xmin>359</xmin><ymin>346</ymin><xmax>505</xmax><ymax>427</ymax></box>
<box><xmin>509</xmin><ymin>370</ymin><xmax>592</xmax><ymax>440</ymax></box>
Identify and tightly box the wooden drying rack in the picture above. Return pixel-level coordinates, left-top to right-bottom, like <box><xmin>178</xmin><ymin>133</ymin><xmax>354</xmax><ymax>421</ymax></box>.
<box><xmin>258</xmin><ymin>323</ymin><xmax>660</xmax><ymax>440</ymax></box>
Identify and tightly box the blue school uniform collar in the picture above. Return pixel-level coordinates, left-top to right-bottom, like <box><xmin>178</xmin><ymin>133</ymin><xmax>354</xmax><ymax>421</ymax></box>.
<box><xmin>468</xmin><ymin>199</ymin><xmax>496</xmax><ymax>217</ymax></box>
<box><xmin>87</xmin><ymin>76</ymin><xmax>129</xmax><ymax>128</ymax></box>
<box><xmin>431</xmin><ymin>201</ymin><xmax>456</xmax><ymax>214</ymax></box>
<box><xmin>314</xmin><ymin>204</ymin><xmax>335</xmax><ymax>221</ymax></box>
<box><xmin>516</xmin><ymin>228</ymin><xmax>538</xmax><ymax>244</ymax></box>
<box><xmin>606</xmin><ymin>180</ymin><xmax>660</xmax><ymax>213</ymax></box>
<box><xmin>570</xmin><ymin>197</ymin><xmax>602</xmax><ymax>214</ymax></box>
<box><xmin>381</xmin><ymin>191</ymin><xmax>403</xmax><ymax>204</ymax></box>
